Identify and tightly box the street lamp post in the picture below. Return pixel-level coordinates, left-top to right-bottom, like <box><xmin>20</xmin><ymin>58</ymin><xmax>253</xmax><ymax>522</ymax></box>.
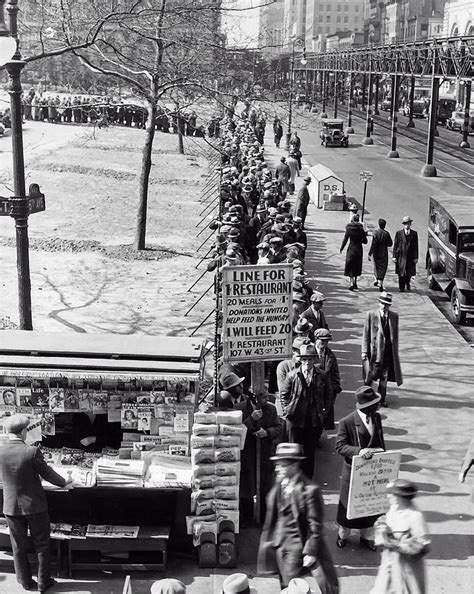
<box><xmin>0</xmin><ymin>0</ymin><xmax>41</xmax><ymax>330</ymax></box>
<box><xmin>285</xmin><ymin>36</ymin><xmax>306</xmax><ymax>151</ymax></box>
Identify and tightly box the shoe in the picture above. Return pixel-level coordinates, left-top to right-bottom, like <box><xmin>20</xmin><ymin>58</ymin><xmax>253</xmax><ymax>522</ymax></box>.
<box><xmin>21</xmin><ymin>581</ymin><xmax>37</xmax><ymax>591</ymax></box>
<box><xmin>373</xmin><ymin>281</ymin><xmax>379</xmax><ymax>287</ymax></box>
<box><xmin>399</xmin><ymin>288</ymin><xmax>405</xmax><ymax>292</ymax></box>
<box><xmin>406</xmin><ymin>284</ymin><xmax>411</xmax><ymax>291</ymax></box>
<box><xmin>336</xmin><ymin>536</ymin><xmax>348</xmax><ymax>548</ymax></box>
<box><xmin>360</xmin><ymin>538</ymin><xmax>377</xmax><ymax>551</ymax></box>
<box><xmin>38</xmin><ymin>578</ymin><xmax>56</xmax><ymax>593</ymax></box>
<box><xmin>379</xmin><ymin>286</ymin><xmax>384</xmax><ymax>292</ymax></box>
<box><xmin>349</xmin><ymin>285</ymin><xmax>354</xmax><ymax>291</ymax></box>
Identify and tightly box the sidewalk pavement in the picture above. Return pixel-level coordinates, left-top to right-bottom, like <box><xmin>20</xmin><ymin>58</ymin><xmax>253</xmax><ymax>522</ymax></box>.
<box><xmin>1</xmin><ymin>120</ymin><xmax>473</xmax><ymax>594</ymax></box>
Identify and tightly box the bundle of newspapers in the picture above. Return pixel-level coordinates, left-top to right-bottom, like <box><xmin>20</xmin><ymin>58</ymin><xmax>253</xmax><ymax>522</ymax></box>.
<box><xmin>96</xmin><ymin>457</ymin><xmax>146</xmax><ymax>487</ymax></box>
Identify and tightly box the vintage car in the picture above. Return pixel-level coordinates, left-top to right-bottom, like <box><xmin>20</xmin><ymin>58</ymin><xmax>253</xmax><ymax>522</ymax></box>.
<box><xmin>446</xmin><ymin>110</ymin><xmax>474</xmax><ymax>132</ymax></box>
<box><xmin>403</xmin><ymin>99</ymin><xmax>427</xmax><ymax>118</ymax></box>
<box><xmin>380</xmin><ymin>95</ymin><xmax>392</xmax><ymax>111</ymax></box>
<box><xmin>426</xmin><ymin>195</ymin><xmax>474</xmax><ymax>324</ymax></box>
<box><xmin>319</xmin><ymin>119</ymin><xmax>349</xmax><ymax>147</ymax></box>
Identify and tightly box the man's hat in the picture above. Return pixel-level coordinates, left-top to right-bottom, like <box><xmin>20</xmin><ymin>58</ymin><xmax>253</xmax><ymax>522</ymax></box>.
<box><xmin>270</xmin><ymin>442</ymin><xmax>305</xmax><ymax>461</ymax></box>
<box><xmin>386</xmin><ymin>479</ymin><xmax>418</xmax><ymax>499</ymax></box>
<box><xmin>269</xmin><ymin>237</ymin><xmax>283</xmax><ymax>245</ymax></box>
<box><xmin>310</xmin><ymin>291</ymin><xmax>326</xmax><ymax>303</ymax></box>
<box><xmin>256</xmin><ymin>241</ymin><xmax>270</xmax><ymax>249</ymax></box>
<box><xmin>303</xmin><ymin>175</ymin><xmax>311</xmax><ymax>183</ymax></box>
<box><xmin>281</xmin><ymin>578</ymin><xmax>313</xmax><ymax>594</ymax></box>
<box><xmin>379</xmin><ymin>291</ymin><xmax>392</xmax><ymax>306</ymax></box>
<box><xmin>264</xmin><ymin>181</ymin><xmax>273</xmax><ymax>189</ymax></box>
<box><xmin>220</xmin><ymin>372</ymin><xmax>245</xmax><ymax>390</ymax></box>
<box><xmin>314</xmin><ymin>328</ymin><xmax>332</xmax><ymax>341</ymax></box>
<box><xmin>292</xmin><ymin>259</ymin><xmax>304</xmax><ymax>269</ymax></box>
<box><xmin>292</xmin><ymin>291</ymin><xmax>307</xmax><ymax>303</ymax></box>
<box><xmin>292</xmin><ymin>336</ymin><xmax>311</xmax><ymax>351</ymax></box>
<box><xmin>355</xmin><ymin>385</ymin><xmax>381</xmax><ymax>409</ymax></box>
<box><xmin>221</xmin><ymin>573</ymin><xmax>252</xmax><ymax>594</ymax></box>
<box><xmin>348</xmin><ymin>203</ymin><xmax>359</xmax><ymax>212</ymax></box>
<box><xmin>294</xmin><ymin>318</ymin><xmax>313</xmax><ymax>335</ymax></box>
<box><xmin>275</xmin><ymin>214</ymin><xmax>286</xmax><ymax>223</ymax></box>
<box><xmin>293</xmin><ymin>216</ymin><xmax>302</xmax><ymax>225</ymax></box>
<box><xmin>280</xmin><ymin>156</ymin><xmax>286</xmax><ymax>162</ymax></box>
<box><xmin>227</xmin><ymin>228</ymin><xmax>240</xmax><ymax>238</ymax></box>
<box><xmin>268</xmin><ymin>207</ymin><xmax>278</xmax><ymax>217</ymax></box>
<box><xmin>299</xmin><ymin>344</ymin><xmax>318</xmax><ymax>359</ymax></box>
<box><xmin>150</xmin><ymin>578</ymin><xmax>186</xmax><ymax>594</ymax></box>
<box><xmin>402</xmin><ymin>215</ymin><xmax>413</xmax><ymax>224</ymax></box>
<box><xmin>256</xmin><ymin>203</ymin><xmax>267</xmax><ymax>213</ymax></box>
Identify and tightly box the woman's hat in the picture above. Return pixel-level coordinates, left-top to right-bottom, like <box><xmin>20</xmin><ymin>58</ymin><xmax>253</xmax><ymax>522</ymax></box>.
<box><xmin>222</xmin><ymin>573</ymin><xmax>252</xmax><ymax>594</ymax></box>
<box><xmin>387</xmin><ymin>479</ymin><xmax>418</xmax><ymax>498</ymax></box>
<box><xmin>220</xmin><ymin>372</ymin><xmax>244</xmax><ymax>390</ymax></box>
<box><xmin>355</xmin><ymin>385</ymin><xmax>381</xmax><ymax>409</ymax></box>
<box><xmin>294</xmin><ymin>317</ymin><xmax>313</xmax><ymax>335</ymax></box>
<box><xmin>402</xmin><ymin>215</ymin><xmax>413</xmax><ymax>224</ymax></box>
<box><xmin>270</xmin><ymin>442</ymin><xmax>306</xmax><ymax>461</ymax></box>
<box><xmin>379</xmin><ymin>291</ymin><xmax>392</xmax><ymax>306</ymax></box>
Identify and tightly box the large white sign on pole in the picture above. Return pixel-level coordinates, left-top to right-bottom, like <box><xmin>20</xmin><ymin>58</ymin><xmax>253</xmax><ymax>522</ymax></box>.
<box><xmin>347</xmin><ymin>450</ymin><xmax>401</xmax><ymax>520</ymax></box>
<box><xmin>222</xmin><ymin>264</ymin><xmax>293</xmax><ymax>363</ymax></box>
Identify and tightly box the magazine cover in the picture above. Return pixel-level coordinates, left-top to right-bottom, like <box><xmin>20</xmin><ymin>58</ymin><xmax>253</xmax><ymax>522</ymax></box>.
<box><xmin>49</xmin><ymin>388</ymin><xmax>65</xmax><ymax>412</ymax></box>
<box><xmin>60</xmin><ymin>447</ymin><xmax>85</xmax><ymax>466</ymax></box>
<box><xmin>16</xmin><ymin>387</ymin><xmax>34</xmax><ymax>407</ymax></box>
<box><xmin>78</xmin><ymin>389</ymin><xmax>93</xmax><ymax>411</ymax></box>
<box><xmin>64</xmin><ymin>389</ymin><xmax>80</xmax><ymax>412</ymax></box>
<box><xmin>41</xmin><ymin>447</ymin><xmax>62</xmax><ymax>465</ymax></box>
<box><xmin>155</xmin><ymin>405</ymin><xmax>174</xmax><ymax>425</ymax></box>
<box><xmin>107</xmin><ymin>394</ymin><xmax>122</xmax><ymax>423</ymax></box>
<box><xmin>121</xmin><ymin>392</ymin><xmax>139</xmax><ymax>404</ymax></box>
<box><xmin>40</xmin><ymin>412</ymin><xmax>56</xmax><ymax>436</ymax></box>
<box><xmin>166</xmin><ymin>380</ymin><xmax>188</xmax><ymax>401</ymax></box>
<box><xmin>101</xmin><ymin>447</ymin><xmax>120</xmax><ymax>458</ymax></box>
<box><xmin>0</xmin><ymin>405</ymin><xmax>15</xmax><ymax>420</ymax></box>
<box><xmin>71</xmin><ymin>525</ymin><xmax>87</xmax><ymax>539</ymax></box>
<box><xmin>92</xmin><ymin>391</ymin><xmax>109</xmax><ymax>414</ymax></box>
<box><xmin>0</xmin><ymin>387</ymin><xmax>16</xmax><ymax>407</ymax></box>
<box><xmin>50</xmin><ymin>523</ymin><xmax>73</xmax><ymax>539</ymax></box>
<box><xmin>174</xmin><ymin>409</ymin><xmax>190</xmax><ymax>433</ymax></box>
<box><xmin>31</xmin><ymin>384</ymin><xmax>50</xmax><ymax>407</ymax></box>
<box><xmin>136</xmin><ymin>393</ymin><xmax>152</xmax><ymax>405</ymax></box>
<box><xmin>137</xmin><ymin>406</ymin><xmax>153</xmax><ymax>432</ymax></box>
<box><xmin>121</xmin><ymin>404</ymin><xmax>138</xmax><ymax>429</ymax></box>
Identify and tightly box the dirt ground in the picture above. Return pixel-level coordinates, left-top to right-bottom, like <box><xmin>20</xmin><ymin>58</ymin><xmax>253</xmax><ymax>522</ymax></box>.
<box><xmin>0</xmin><ymin>121</ymin><xmax>218</xmax><ymax>339</ymax></box>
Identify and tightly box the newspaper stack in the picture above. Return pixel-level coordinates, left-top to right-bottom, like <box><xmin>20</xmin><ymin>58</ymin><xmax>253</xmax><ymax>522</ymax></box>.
<box><xmin>186</xmin><ymin>410</ymin><xmax>247</xmax><ymax>543</ymax></box>
<box><xmin>85</xmin><ymin>525</ymin><xmax>140</xmax><ymax>538</ymax></box>
<box><xmin>96</xmin><ymin>457</ymin><xmax>146</xmax><ymax>487</ymax></box>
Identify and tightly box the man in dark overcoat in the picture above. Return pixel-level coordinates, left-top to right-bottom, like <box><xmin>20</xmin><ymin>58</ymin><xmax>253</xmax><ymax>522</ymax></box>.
<box><xmin>335</xmin><ymin>386</ymin><xmax>385</xmax><ymax>551</ymax></box>
<box><xmin>0</xmin><ymin>415</ymin><xmax>73</xmax><ymax>592</ymax></box>
<box><xmin>293</xmin><ymin>176</ymin><xmax>312</xmax><ymax>229</ymax></box>
<box><xmin>314</xmin><ymin>328</ymin><xmax>341</xmax><ymax>431</ymax></box>
<box><xmin>234</xmin><ymin>391</ymin><xmax>281</xmax><ymax>526</ymax></box>
<box><xmin>275</xmin><ymin>157</ymin><xmax>291</xmax><ymax>199</ymax></box>
<box><xmin>368</xmin><ymin>218</ymin><xmax>393</xmax><ymax>292</ymax></box>
<box><xmin>257</xmin><ymin>443</ymin><xmax>339</xmax><ymax>592</ymax></box>
<box><xmin>279</xmin><ymin>344</ymin><xmax>332</xmax><ymax>478</ymax></box>
<box><xmin>392</xmin><ymin>215</ymin><xmax>419</xmax><ymax>292</ymax></box>
<box><xmin>276</xmin><ymin>337</ymin><xmax>310</xmax><ymax>417</ymax></box>
<box><xmin>300</xmin><ymin>291</ymin><xmax>329</xmax><ymax>342</ymax></box>
<box><xmin>361</xmin><ymin>291</ymin><xmax>403</xmax><ymax>407</ymax></box>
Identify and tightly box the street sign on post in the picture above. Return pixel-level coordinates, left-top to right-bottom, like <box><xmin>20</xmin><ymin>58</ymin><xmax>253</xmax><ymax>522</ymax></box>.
<box><xmin>222</xmin><ymin>264</ymin><xmax>293</xmax><ymax>362</ymax></box>
<box><xmin>359</xmin><ymin>170</ymin><xmax>373</xmax><ymax>221</ymax></box>
<box><xmin>0</xmin><ymin>198</ymin><xmax>11</xmax><ymax>216</ymax></box>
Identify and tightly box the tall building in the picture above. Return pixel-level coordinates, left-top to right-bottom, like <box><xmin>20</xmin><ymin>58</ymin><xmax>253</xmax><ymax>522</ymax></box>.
<box><xmin>443</xmin><ymin>0</ymin><xmax>474</xmax><ymax>36</ymax></box>
<box><xmin>258</xmin><ymin>0</ymin><xmax>285</xmax><ymax>58</ymax></box>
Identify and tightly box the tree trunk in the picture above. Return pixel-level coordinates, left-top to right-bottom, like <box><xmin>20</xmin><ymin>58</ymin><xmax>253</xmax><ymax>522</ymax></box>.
<box><xmin>133</xmin><ymin>103</ymin><xmax>157</xmax><ymax>251</ymax></box>
<box><xmin>177</xmin><ymin>108</ymin><xmax>184</xmax><ymax>154</ymax></box>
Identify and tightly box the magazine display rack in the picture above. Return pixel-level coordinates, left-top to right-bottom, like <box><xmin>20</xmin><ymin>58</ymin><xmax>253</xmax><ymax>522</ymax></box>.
<box><xmin>0</xmin><ymin>331</ymin><xmax>205</xmax><ymax>572</ymax></box>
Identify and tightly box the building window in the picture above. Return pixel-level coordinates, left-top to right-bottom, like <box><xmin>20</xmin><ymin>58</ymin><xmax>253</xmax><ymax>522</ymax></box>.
<box><xmin>319</xmin><ymin>14</ymin><xmax>323</xmax><ymax>22</ymax></box>
<box><xmin>344</xmin><ymin>16</ymin><xmax>348</xmax><ymax>23</ymax></box>
<box><xmin>337</xmin><ymin>4</ymin><xmax>341</xmax><ymax>11</ymax></box>
<box><xmin>355</xmin><ymin>5</ymin><xmax>359</xmax><ymax>12</ymax></box>
<box><xmin>326</xmin><ymin>15</ymin><xmax>331</xmax><ymax>22</ymax></box>
<box><xmin>319</xmin><ymin>3</ymin><xmax>324</xmax><ymax>9</ymax></box>
<box><xmin>326</xmin><ymin>26</ymin><xmax>330</xmax><ymax>33</ymax></box>
<box><xmin>344</xmin><ymin>5</ymin><xmax>349</xmax><ymax>12</ymax></box>
<box><xmin>354</xmin><ymin>16</ymin><xmax>359</xmax><ymax>23</ymax></box>
<box><xmin>337</xmin><ymin>16</ymin><xmax>341</xmax><ymax>23</ymax></box>
<box><xmin>327</xmin><ymin>4</ymin><xmax>331</xmax><ymax>10</ymax></box>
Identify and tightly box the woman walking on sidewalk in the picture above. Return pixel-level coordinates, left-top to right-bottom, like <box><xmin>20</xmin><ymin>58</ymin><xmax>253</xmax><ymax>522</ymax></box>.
<box><xmin>368</xmin><ymin>218</ymin><xmax>393</xmax><ymax>292</ymax></box>
<box><xmin>340</xmin><ymin>214</ymin><xmax>368</xmax><ymax>290</ymax></box>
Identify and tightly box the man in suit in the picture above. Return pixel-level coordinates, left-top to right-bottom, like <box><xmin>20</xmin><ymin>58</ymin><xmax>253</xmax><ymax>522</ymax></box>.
<box><xmin>314</xmin><ymin>328</ymin><xmax>341</xmax><ymax>431</ymax></box>
<box><xmin>275</xmin><ymin>156</ymin><xmax>291</xmax><ymax>199</ymax></box>
<box><xmin>300</xmin><ymin>292</ymin><xmax>329</xmax><ymax>342</ymax></box>
<box><xmin>361</xmin><ymin>291</ymin><xmax>403</xmax><ymax>407</ymax></box>
<box><xmin>0</xmin><ymin>414</ymin><xmax>74</xmax><ymax>592</ymax></box>
<box><xmin>392</xmin><ymin>215</ymin><xmax>419</xmax><ymax>292</ymax></box>
<box><xmin>276</xmin><ymin>337</ymin><xmax>311</xmax><ymax>416</ymax></box>
<box><xmin>294</xmin><ymin>176</ymin><xmax>312</xmax><ymax>230</ymax></box>
<box><xmin>280</xmin><ymin>344</ymin><xmax>332</xmax><ymax>478</ymax></box>
<box><xmin>335</xmin><ymin>386</ymin><xmax>385</xmax><ymax>551</ymax></box>
<box><xmin>257</xmin><ymin>442</ymin><xmax>339</xmax><ymax>592</ymax></box>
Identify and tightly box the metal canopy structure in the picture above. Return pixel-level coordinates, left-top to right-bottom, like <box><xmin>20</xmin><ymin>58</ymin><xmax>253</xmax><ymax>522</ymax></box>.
<box><xmin>293</xmin><ymin>36</ymin><xmax>474</xmax><ymax>79</ymax></box>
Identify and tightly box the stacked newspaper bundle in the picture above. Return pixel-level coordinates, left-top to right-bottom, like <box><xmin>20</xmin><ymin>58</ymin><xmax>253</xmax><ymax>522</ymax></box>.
<box><xmin>145</xmin><ymin>453</ymin><xmax>192</xmax><ymax>488</ymax></box>
<box><xmin>85</xmin><ymin>525</ymin><xmax>140</xmax><ymax>538</ymax></box>
<box><xmin>96</xmin><ymin>457</ymin><xmax>146</xmax><ymax>487</ymax></box>
<box><xmin>186</xmin><ymin>410</ymin><xmax>247</xmax><ymax>543</ymax></box>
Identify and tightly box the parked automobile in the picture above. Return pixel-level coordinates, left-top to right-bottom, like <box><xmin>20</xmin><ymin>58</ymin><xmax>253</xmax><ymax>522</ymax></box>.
<box><xmin>426</xmin><ymin>194</ymin><xmax>474</xmax><ymax>325</ymax></box>
<box><xmin>437</xmin><ymin>97</ymin><xmax>457</xmax><ymax>125</ymax></box>
<box><xmin>446</xmin><ymin>110</ymin><xmax>474</xmax><ymax>132</ymax></box>
<box><xmin>380</xmin><ymin>96</ymin><xmax>392</xmax><ymax>111</ymax></box>
<box><xmin>403</xmin><ymin>99</ymin><xmax>427</xmax><ymax>118</ymax></box>
<box><xmin>319</xmin><ymin>119</ymin><xmax>349</xmax><ymax>147</ymax></box>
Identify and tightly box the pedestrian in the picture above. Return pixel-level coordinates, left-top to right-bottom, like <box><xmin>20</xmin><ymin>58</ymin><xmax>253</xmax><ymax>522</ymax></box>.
<box><xmin>0</xmin><ymin>414</ymin><xmax>74</xmax><ymax>592</ymax></box>
<box><xmin>289</xmin><ymin>131</ymin><xmax>301</xmax><ymax>152</ymax></box>
<box><xmin>335</xmin><ymin>386</ymin><xmax>385</xmax><ymax>551</ymax></box>
<box><xmin>370</xmin><ymin>480</ymin><xmax>430</xmax><ymax>594</ymax></box>
<box><xmin>340</xmin><ymin>213</ymin><xmax>368</xmax><ymax>291</ymax></box>
<box><xmin>273</xmin><ymin>118</ymin><xmax>283</xmax><ymax>148</ymax></box>
<box><xmin>218</xmin><ymin>372</ymin><xmax>246</xmax><ymax>408</ymax></box>
<box><xmin>347</xmin><ymin>203</ymin><xmax>359</xmax><ymax>222</ymax></box>
<box><xmin>276</xmin><ymin>336</ymin><xmax>311</xmax><ymax>398</ymax></box>
<box><xmin>279</xmin><ymin>344</ymin><xmax>332</xmax><ymax>478</ymax></box>
<box><xmin>392</xmin><ymin>215</ymin><xmax>419</xmax><ymax>292</ymax></box>
<box><xmin>361</xmin><ymin>291</ymin><xmax>403</xmax><ymax>407</ymax></box>
<box><xmin>234</xmin><ymin>390</ymin><xmax>282</xmax><ymax>526</ymax></box>
<box><xmin>368</xmin><ymin>218</ymin><xmax>393</xmax><ymax>292</ymax></box>
<box><xmin>275</xmin><ymin>156</ymin><xmax>291</xmax><ymax>200</ymax></box>
<box><xmin>300</xmin><ymin>291</ymin><xmax>329</xmax><ymax>341</ymax></box>
<box><xmin>314</xmin><ymin>328</ymin><xmax>341</xmax><ymax>431</ymax></box>
<box><xmin>292</xmin><ymin>217</ymin><xmax>307</xmax><ymax>257</ymax></box>
<box><xmin>257</xmin><ymin>442</ymin><xmax>339</xmax><ymax>593</ymax></box>
<box><xmin>294</xmin><ymin>176</ymin><xmax>311</xmax><ymax>230</ymax></box>
<box><xmin>287</xmin><ymin>152</ymin><xmax>299</xmax><ymax>195</ymax></box>
<box><xmin>458</xmin><ymin>437</ymin><xmax>474</xmax><ymax>487</ymax></box>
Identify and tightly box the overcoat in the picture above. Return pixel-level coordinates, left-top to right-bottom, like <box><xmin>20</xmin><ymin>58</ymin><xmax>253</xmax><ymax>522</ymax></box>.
<box><xmin>316</xmin><ymin>347</ymin><xmax>341</xmax><ymax>430</ymax></box>
<box><xmin>233</xmin><ymin>400</ymin><xmax>281</xmax><ymax>499</ymax></box>
<box><xmin>361</xmin><ymin>310</ymin><xmax>403</xmax><ymax>386</ymax></box>
<box><xmin>294</xmin><ymin>185</ymin><xmax>310</xmax><ymax>220</ymax></box>
<box><xmin>300</xmin><ymin>306</ymin><xmax>329</xmax><ymax>342</ymax></box>
<box><xmin>368</xmin><ymin>228</ymin><xmax>393</xmax><ymax>280</ymax></box>
<box><xmin>258</xmin><ymin>473</ymin><xmax>339</xmax><ymax>593</ymax></box>
<box><xmin>335</xmin><ymin>411</ymin><xmax>385</xmax><ymax>529</ymax></box>
<box><xmin>393</xmin><ymin>229</ymin><xmax>419</xmax><ymax>278</ymax></box>
<box><xmin>340</xmin><ymin>222</ymin><xmax>367</xmax><ymax>277</ymax></box>
<box><xmin>280</xmin><ymin>369</ymin><xmax>332</xmax><ymax>429</ymax></box>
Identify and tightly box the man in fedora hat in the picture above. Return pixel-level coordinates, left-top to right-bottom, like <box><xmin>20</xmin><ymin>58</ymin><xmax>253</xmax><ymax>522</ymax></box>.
<box><xmin>258</xmin><ymin>443</ymin><xmax>339</xmax><ymax>593</ymax></box>
<box><xmin>362</xmin><ymin>292</ymin><xmax>403</xmax><ymax>407</ymax></box>
<box><xmin>218</xmin><ymin>372</ymin><xmax>246</xmax><ymax>408</ymax></box>
<box><xmin>393</xmin><ymin>215</ymin><xmax>418</xmax><ymax>292</ymax></box>
<box><xmin>275</xmin><ymin>156</ymin><xmax>291</xmax><ymax>199</ymax></box>
<box><xmin>300</xmin><ymin>292</ymin><xmax>329</xmax><ymax>342</ymax></box>
<box><xmin>335</xmin><ymin>386</ymin><xmax>385</xmax><ymax>551</ymax></box>
<box><xmin>276</xmin><ymin>337</ymin><xmax>311</xmax><ymax>407</ymax></box>
<box><xmin>314</xmin><ymin>328</ymin><xmax>341</xmax><ymax>431</ymax></box>
<box><xmin>294</xmin><ymin>176</ymin><xmax>312</xmax><ymax>230</ymax></box>
<box><xmin>0</xmin><ymin>414</ymin><xmax>75</xmax><ymax>592</ymax></box>
<box><xmin>280</xmin><ymin>345</ymin><xmax>332</xmax><ymax>478</ymax></box>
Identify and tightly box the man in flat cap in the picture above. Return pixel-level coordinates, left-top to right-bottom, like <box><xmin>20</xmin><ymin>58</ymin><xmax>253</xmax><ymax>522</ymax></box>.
<box><xmin>314</xmin><ymin>328</ymin><xmax>341</xmax><ymax>430</ymax></box>
<box><xmin>0</xmin><ymin>414</ymin><xmax>74</xmax><ymax>592</ymax></box>
<box><xmin>300</xmin><ymin>292</ymin><xmax>329</xmax><ymax>342</ymax></box>
<box><xmin>294</xmin><ymin>176</ymin><xmax>312</xmax><ymax>230</ymax></box>
<box><xmin>393</xmin><ymin>215</ymin><xmax>418</xmax><ymax>292</ymax></box>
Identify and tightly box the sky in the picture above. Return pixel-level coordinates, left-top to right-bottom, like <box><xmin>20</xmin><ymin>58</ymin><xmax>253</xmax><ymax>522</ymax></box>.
<box><xmin>221</xmin><ymin>0</ymin><xmax>262</xmax><ymax>48</ymax></box>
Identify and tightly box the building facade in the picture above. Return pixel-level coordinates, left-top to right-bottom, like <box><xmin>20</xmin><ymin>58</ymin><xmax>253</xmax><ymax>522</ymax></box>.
<box><xmin>443</xmin><ymin>0</ymin><xmax>474</xmax><ymax>36</ymax></box>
